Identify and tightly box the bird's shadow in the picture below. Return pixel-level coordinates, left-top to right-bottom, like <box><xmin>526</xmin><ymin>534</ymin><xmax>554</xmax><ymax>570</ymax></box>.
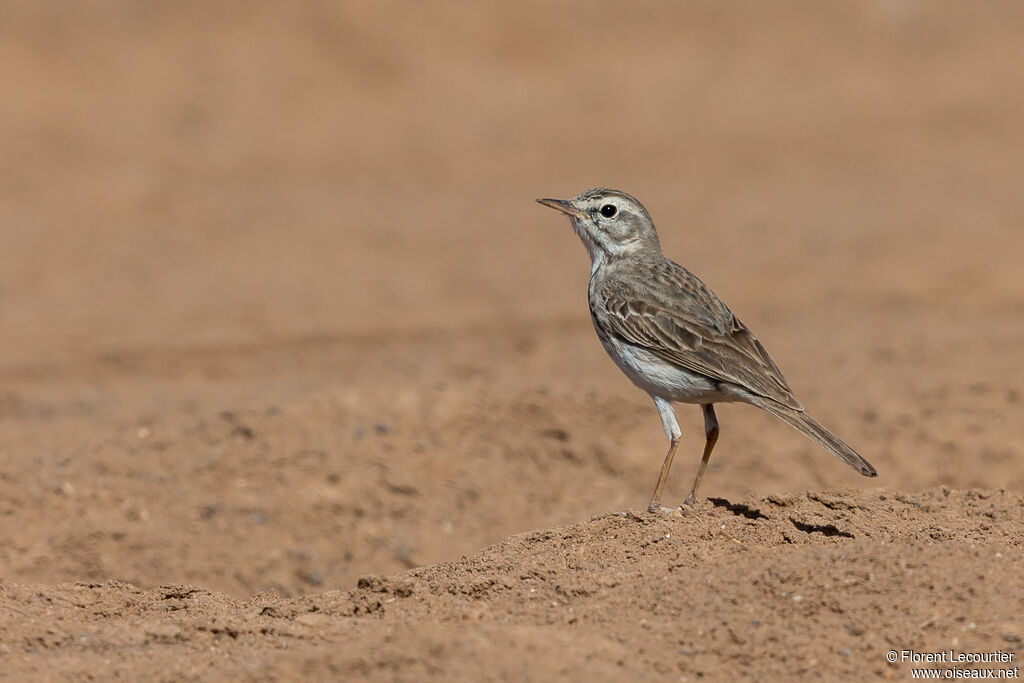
<box><xmin>706</xmin><ymin>496</ymin><xmax>770</xmax><ymax>520</ymax></box>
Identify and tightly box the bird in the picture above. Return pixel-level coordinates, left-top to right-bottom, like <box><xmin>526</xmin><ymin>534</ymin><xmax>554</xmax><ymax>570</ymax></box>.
<box><xmin>537</xmin><ymin>188</ymin><xmax>877</xmax><ymax>513</ymax></box>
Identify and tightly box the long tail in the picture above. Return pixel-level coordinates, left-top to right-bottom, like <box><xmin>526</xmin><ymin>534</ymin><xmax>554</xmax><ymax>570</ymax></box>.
<box><xmin>752</xmin><ymin>400</ymin><xmax>877</xmax><ymax>477</ymax></box>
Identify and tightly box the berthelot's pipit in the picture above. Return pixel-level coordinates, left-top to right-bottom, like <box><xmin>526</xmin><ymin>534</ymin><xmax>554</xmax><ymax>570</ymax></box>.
<box><xmin>538</xmin><ymin>188</ymin><xmax>877</xmax><ymax>513</ymax></box>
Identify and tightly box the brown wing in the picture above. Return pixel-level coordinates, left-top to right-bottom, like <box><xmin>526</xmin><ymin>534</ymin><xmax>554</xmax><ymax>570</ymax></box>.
<box><xmin>593</xmin><ymin>259</ymin><xmax>803</xmax><ymax>411</ymax></box>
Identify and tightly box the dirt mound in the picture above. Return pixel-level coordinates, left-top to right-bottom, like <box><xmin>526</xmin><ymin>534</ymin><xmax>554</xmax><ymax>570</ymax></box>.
<box><xmin>291</xmin><ymin>487</ymin><xmax>1023</xmax><ymax>681</ymax></box>
<box><xmin>2</xmin><ymin>488</ymin><xmax>1021</xmax><ymax>680</ymax></box>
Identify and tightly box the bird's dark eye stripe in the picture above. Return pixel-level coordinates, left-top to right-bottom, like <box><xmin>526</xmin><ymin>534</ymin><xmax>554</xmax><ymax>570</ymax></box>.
<box><xmin>600</xmin><ymin>204</ymin><xmax>617</xmax><ymax>218</ymax></box>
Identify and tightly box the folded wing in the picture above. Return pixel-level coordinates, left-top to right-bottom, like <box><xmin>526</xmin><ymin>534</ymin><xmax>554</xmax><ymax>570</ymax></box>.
<box><xmin>593</xmin><ymin>260</ymin><xmax>804</xmax><ymax>411</ymax></box>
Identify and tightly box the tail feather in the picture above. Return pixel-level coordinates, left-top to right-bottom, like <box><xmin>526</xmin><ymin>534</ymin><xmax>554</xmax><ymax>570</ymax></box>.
<box><xmin>754</xmin><ymin>401</ymin><xmax>877</xmax><ymax>477</ymax></box>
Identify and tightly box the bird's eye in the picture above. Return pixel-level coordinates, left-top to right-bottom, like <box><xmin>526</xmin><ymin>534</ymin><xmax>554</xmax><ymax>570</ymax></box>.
<box><xmin>599</xmin><ymin>204</ymin><xmax>617</xmax><ymax>218</ymax></box>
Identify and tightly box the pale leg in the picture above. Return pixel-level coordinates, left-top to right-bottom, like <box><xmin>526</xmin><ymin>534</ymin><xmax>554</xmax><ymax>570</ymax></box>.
<box><xmin>648</xmin><ymin>396</ymin><xmax>681</xmax><ymax>513</ymax></box>
<box><xmin>683</xmin><ymin>404</ymin><xmax>719</xmax><ymax>506</ymax></box>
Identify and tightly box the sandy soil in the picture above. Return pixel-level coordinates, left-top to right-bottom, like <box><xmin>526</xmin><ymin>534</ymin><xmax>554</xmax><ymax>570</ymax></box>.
<box><xmin>1</xmin><ymin>1</ymin><xmax>1022</xmax><ymax>680</ymax></box>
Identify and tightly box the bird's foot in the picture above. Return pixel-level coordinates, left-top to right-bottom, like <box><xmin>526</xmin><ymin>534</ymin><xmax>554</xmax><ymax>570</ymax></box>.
<box><xmin>647</xmin><ymin>502</ymin><xmax>683</xmax><ymax>516</ymax></box>
<box><xmin>678</xmin><ymin>495</ymin><xmax>707</xmax><ymax>516</ymax></box>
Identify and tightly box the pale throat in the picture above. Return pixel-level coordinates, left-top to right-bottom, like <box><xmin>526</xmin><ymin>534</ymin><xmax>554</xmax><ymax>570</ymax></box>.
<box><xmin>572</xmin><ymin>217</ymin><xmax>648</xmax><ymax>273</ymax></box>
<box><xmin>571</xmin><ymin>219</ymin><xmax>604</xmax><ymax>272</ymax></box>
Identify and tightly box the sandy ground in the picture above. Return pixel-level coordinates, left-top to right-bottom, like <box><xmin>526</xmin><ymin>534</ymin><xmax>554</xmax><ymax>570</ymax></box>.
<box><xmin>1</xmin><ymin>1</ymin><xmax>1022</xmax><ymax>680</ymax></box>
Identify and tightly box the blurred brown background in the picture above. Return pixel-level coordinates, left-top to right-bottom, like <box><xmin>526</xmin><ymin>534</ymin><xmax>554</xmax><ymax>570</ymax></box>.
<box><xmin>1</xmin><ymin>0</ymin><xmax>1022</xmax><ymax>599</ymax></box>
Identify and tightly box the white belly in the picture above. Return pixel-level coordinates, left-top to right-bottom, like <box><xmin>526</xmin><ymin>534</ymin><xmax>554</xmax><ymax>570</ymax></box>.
<box><xmin>597</xmin><ymin>331</ymin><xmax>738</xmax><ymax>405</ymax></box>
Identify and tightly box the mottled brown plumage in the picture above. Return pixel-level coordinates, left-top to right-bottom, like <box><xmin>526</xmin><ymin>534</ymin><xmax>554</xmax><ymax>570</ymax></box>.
<box><xmin>591</xmin><ymin>256</ymin><xmax>802</xmax><ymax>411</ymax></box>
<box><xmin>537</xmin><ymin>188</ymin><xmax>877</xmax><ymax>512</ymax></box>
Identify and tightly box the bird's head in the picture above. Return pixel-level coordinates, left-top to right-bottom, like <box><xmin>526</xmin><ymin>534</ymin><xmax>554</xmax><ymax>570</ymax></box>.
<box><xmin>536</xmin><ymin>188</ymin><xmax>661</xmax><ymax>262</ymax></box>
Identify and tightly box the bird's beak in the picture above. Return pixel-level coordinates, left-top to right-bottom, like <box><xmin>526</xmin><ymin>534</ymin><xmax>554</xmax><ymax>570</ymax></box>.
<box><xmin>536</xmin><ymin>197</ymin><xmax>585</xmax><ymax>219</ymax></box>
